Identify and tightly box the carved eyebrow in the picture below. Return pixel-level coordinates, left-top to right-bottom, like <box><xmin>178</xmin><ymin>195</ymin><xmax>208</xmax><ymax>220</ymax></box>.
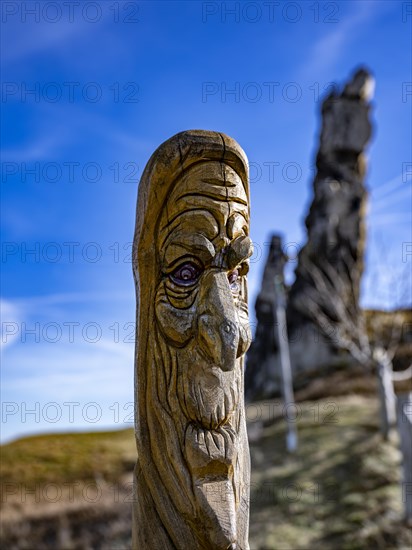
<box><xmin>202</xmin><ymin>177</ymin><xmax>241</xmax><ymax>188</ymax></box>
<box><xmin>227</xmin><ymin>212</ymin><xmax>249</xmax><ymax>239</ymax></box>
<box><xmin>226</xmin><ymin>236</ymin><xmax>253</xmax><ymax>270</ymax></box>
<box><xmin>176</xmin><ymin>191</ymin><xmax>248</xmax><ymax>206</ymax></box>
<box><xmin>160</xmin><ymin>208</ymin><xmax>216</xmax><ymax>233</ymax></box>
<box><xmin>162</xmin><ymin>233</ymin><xmax>215</xmax><ymax>268</ymax></box>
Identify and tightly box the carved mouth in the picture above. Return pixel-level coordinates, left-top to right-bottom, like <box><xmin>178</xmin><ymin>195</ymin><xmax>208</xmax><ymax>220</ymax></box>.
<box><xmin>188</xmin><ymin>381</ymin><xmax>238</xmax><ymax>430</ymax></box>
<box><xmin>184</xmin><ymin>422</ymin><xmax>237</xmax><ymax>464</ymax></box>
<box><xmin>175</xmin><ymin>349</ymin><xmax>242</xmax><ymax>432</ymax></box>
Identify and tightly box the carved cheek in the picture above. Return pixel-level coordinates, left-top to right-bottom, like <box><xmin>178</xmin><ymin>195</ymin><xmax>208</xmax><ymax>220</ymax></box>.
<box><xmin>155</xmin><ymin>283</ymin><xmax>197</xmax><ymax>347</ymax></box>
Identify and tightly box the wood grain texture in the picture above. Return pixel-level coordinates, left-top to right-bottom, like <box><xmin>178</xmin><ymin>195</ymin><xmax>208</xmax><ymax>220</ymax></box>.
<box><xmin>132</xmin><ymin>130</ymin><xmax>252</xmax><ymax>549</ymax></box>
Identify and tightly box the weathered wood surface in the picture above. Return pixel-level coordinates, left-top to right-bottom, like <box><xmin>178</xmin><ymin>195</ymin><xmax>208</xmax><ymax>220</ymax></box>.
<box><xmin>132</xmin><ymin>130</ymin><xmax>252</xmax><ymax>549</ymax></box>
<box><xmin>375</xmin><ymin>350</ymin><xmax>397</xmax><ymax>440</ymax></box>
<box><xmin>397</xmin><ymin>392</ymin><xmax>412</xmax><ymax>523</ymax></box>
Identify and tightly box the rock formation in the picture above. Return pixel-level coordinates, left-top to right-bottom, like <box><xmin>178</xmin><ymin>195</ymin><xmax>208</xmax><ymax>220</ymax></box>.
<box><xmin>245</xmin><ymin>235</ymin><xmax>287</xmax><ymax>399</ymax></box>
<box><xmin>132</xmin><ymin>130</ymin><xmax>252</xmax><ymax>549</ymax></box>
<box><xmin>246</xmin><ymin>68</ymin><xmax>374</xmax><ymax>398</ymax></box>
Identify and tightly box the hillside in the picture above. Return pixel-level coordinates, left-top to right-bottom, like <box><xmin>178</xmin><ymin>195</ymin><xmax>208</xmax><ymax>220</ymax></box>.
<box><xmin>1</xmin><ymin>395</ymin><xmax>411</xmax><ymax>549</ymax></box>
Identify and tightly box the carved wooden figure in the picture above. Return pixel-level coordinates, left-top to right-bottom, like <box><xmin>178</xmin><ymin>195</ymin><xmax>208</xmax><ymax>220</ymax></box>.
<box><xmin>132</xmin><ymin>130</ymin><xmax>252</xmax><ymax>549</ymax></box>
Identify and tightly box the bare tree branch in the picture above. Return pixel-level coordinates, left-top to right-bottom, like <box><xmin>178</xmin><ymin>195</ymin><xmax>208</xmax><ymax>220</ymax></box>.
<box><xmin>392</xmin><ymin>365</ymin><xmax>412</xmax><ymax>382</ymax></box>
<box><xmin>298</xmin><ymin>256</ymin><xmax>373</xmax><ymax>365</ymax></box>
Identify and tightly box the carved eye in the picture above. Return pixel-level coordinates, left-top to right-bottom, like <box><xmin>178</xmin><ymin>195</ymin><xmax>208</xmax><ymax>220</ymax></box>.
<box><xmin>228</xmin><ymin>269</ymin><xmax>240</xmax><ymax>292</ymax></box>
<box><xmin>170</xmin><ymin>262</ymin><xmax>202</xmax><ymax>286</ymax></box>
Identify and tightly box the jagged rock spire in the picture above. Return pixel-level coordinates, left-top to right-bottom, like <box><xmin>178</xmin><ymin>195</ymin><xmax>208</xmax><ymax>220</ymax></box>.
<box><xmin>246</xmin><ymin>68</ymin><xmax>374</xmax><ymax>399</ymax></box>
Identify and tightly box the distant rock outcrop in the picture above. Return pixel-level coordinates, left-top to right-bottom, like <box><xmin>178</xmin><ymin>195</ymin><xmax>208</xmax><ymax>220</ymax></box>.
<box><xmin>246</xmin><ymin>68</ymin><xmax>374</xmax><ymax>399</ymax></box>
<box><xmin>245</xmin><ymin>235</ymin><xmax>287</xmax><ymax>398</ymax></box>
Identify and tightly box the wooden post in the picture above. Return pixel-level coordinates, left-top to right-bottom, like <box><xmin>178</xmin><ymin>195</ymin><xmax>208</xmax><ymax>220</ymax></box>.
<box><xmin>273</xmin><ymin>273</ymin><xmax>298</xmax><ymax>453</ymax></box>
<box><xmin>375</xmin><ymin>348</ymin><xmax>397</xmax><ymax>440</ymax></box>
<box><xmin>132</xmin><ymin>131</ymin><xmax>252</xmax><ymax>549</ymax></box>
<box><xmin>396</xmin><ymin>392</ymin><xmax>412</xmax><ymax>523</ymax></box>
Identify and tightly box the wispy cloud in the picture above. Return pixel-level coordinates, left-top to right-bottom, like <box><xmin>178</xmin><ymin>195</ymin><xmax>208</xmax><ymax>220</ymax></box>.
<box><xmin>368</xmin><ymin>213</ymin><xmax>411</xmax><ymax>227</ymax></box>
<box><xmin>1</xmin><ymin>6</ymin><xmax>118</xmax><ymax>66</ymax></box>
<box><xmin>0</xmin><ymin>299</ymin><xmax>23</xmax><ymax>348</ymax></box>
<box><xmin>1</xmin><ymin>291</ymin><xmax>135</xmax><ymax>441</ymax></box>
<box><xmin>1</xmin><ymin>338</ymin><xmax>134</xmax><ymax>443</ymax></box>
<box><xmin>1</xmin><ymin>20</ymin><xmax>81</xmax><ymax>64</ymax></box>
<box><xmin>368</xmin><ymin>172</ymin><xmax>412</xmax><ymax>217</ymax></box>
<box><xmin>299</xmin><ymin>2</ymin><xmax>394</xmax><ymax>80</ymax></box>
<box><xmin>370</xmin><ymin>188</ymin><xmax>412</xmax><ymax>214</ymax></box>
<box><xmin>1</xmin><ymin>292</ymin><xmax>132</xmax><ymax>349</ymax></box>
<box><xmin>371</xmin><ymin>172</ymin><xmax>411</xmax><ymax>199</ymax></box>
<box><xmin>1</xmin><ymin>136</ymin><xmax>64</xmax><ymax>162</ymax></box>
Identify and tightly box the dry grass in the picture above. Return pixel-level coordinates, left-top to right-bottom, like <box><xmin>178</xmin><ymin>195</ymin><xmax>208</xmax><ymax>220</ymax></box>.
<box><xmin>1</xmin><ymin>429</ymin><xmax>135</xmax><ymax>487</ymax></box>
<box><xmin>1</xmin><ymin>396</ymin><xmax>411</xmax><ymax>549</ymax></box>
<box><xmin>248</xmin><ymin>395</ymin><xmax>411</xmax><ymax>549</ymax></box>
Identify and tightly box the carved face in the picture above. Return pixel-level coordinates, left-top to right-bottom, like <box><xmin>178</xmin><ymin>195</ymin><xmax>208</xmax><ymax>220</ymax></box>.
<box><xmin>133</xmin><ymin>133</ymin><xmax>251</xmax><ymax>550</ymax></box>
<box><xmin>155</xmin><ymin>161</ymin><xmax>252</xmax><ymax>432</ymax></box>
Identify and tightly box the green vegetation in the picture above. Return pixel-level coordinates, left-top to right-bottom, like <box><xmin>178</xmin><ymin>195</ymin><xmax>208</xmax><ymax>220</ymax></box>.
<box><xmin>1</xmin><ymin>395</ymin><xmax>411</xmax><ymax>549</ymax></box>
<box><xmin>248</xmin><ymin>395</ymin><xmax>411</xmax><ymax>549</ymax></box>
<box><xmin>1</xmin><ymin>428</ymin><xmax>135</xmax><ymax>486</ymax></box>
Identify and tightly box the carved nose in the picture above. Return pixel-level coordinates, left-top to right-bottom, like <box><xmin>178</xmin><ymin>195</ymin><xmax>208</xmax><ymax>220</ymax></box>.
<box><xmin>198</xmin><ymin>315</ymin><xmax>238</xmax><ymax>371</ymax></box>
<box><xmin>197</xmin><ymin>271</ymin><xmax>239</xmax><ymax>372</ymax></box>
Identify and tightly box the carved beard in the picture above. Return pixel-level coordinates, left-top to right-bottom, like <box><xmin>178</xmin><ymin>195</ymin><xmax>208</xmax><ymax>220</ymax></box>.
<box><xmin>175</xmin><ymin>344</ymin><xmax>241</xmax><ymax>468</ymax></box>
<box><xmin>177</xmin><ymin>344</ymin><xmax>241</xmax><ymax>427</ymax></box>
<box><xmin>143</xmin><ymin>329</ymin><xmax>249</xmax><ymax>550</ymax></box>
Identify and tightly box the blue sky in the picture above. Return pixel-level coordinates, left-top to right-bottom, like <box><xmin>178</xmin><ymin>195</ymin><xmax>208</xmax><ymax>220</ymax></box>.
<box><xmin>1</xmin><ymin>0</ymin><xmax>411</xmax><ymax>442</ymax></box>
